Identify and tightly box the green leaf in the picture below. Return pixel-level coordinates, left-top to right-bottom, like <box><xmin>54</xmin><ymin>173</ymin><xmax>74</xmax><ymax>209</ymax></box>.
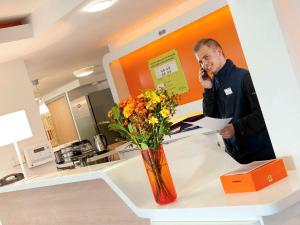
<box><xmin>128</xmin><ymin>123</ymin><xmax>134</xmax><ymax>133</ymax></box>
<box><xmin>109</xmin><ymin>123</ymin><xmax>140</xmax><ymax>147</ymax></box>
<box><xmin>112</xmin><ymin>105</ymin><xmax>120</xmax><ymax>119</ymax></box>
<box><xmin>129</xmin><ymin>123</ymin><xmax>137</xmax><ymax>133</ymax></box>
<box><xmin>98</xmin><ymin>120</ymin><xmax>110</xmax><ymax>125</ymax></box>
<box><xmin>140</xmin><ymin>143</ymin><xmax>148</xmax><ymax>150</ymax></box>
<box><xmin>159</xmin><ymin>125</ymin><xmax>165</xmax><ymax>136</ymax></box>
<box><xmin>109</xmin><ymin>123</ymin><xmax>128</xmax><ymax>133</ymax></box>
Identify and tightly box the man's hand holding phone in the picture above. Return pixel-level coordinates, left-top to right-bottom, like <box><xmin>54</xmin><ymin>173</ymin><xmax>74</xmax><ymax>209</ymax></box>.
<box><xmin>198</xmin><ymin>61</ymin><xmax>212</xmax><ymax>89</ymax></box>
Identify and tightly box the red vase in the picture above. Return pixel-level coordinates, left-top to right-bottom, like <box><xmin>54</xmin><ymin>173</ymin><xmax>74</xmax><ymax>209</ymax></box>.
<box><xmin>141</xmin><ymin>145</ymin><xmax>177</xmax><ymax>205</ymax></box>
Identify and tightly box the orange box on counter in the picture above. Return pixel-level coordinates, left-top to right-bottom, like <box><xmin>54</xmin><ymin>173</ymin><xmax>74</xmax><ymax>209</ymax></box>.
<box><xmin>220</xmin><ymin>159</ymin><xmax>287</xmax><ymax>193</ymax></box>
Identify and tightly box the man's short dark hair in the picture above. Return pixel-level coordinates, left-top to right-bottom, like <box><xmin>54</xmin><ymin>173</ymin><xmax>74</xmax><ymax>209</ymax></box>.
<box><xmin>193</xmin><ymin>38</ymin><xmax>223</xmax><ymax>53</ymax></box>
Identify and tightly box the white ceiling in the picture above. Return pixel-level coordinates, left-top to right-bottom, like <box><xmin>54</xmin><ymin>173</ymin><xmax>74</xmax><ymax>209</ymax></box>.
<box><xmin>0</xmin><ymin>0</ymin><xmax>187</xmax><ymax>95</ymax></box>
<box><xmin>0</xmin><ymin>0</ymin><xmax>44</xmax><ymax>20</ymax></box>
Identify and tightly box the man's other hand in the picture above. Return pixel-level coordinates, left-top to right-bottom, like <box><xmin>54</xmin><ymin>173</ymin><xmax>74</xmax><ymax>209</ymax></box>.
<box><xmin>219</xmin><ymin>124</ymin><xmax>235</xmax><ymax>139</ymax></box>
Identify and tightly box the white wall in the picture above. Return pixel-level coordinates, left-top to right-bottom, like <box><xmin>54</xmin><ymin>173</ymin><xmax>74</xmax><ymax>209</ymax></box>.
<box><xmin>106</xmin><ymin>60</ymin><xmax>130</xmax><ymax>102</ymax></box>
<box><xmin>273</xmin><ymin>0</ymin><xmax>300</xmax><ymax>88</ymax></box>
<box><xmin>108</xmin><ymin>0</ymin><xmax>217</xmax><ymax>50</ymax></box>
<box><xmin>0</xmin><ymin>60</ymin><xmax>56</xmax><ymax>178</ymax></box>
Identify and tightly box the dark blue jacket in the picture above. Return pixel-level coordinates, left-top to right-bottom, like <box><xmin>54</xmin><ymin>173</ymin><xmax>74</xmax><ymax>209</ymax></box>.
<box><xmin>203</xmin><ymin>59</ymin><xmax>275</xmax><ymax>164</ymax></box>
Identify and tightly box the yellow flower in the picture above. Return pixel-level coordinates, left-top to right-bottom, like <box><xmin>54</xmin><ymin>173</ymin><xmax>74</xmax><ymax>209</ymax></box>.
<box><xmin>146</xmin><ymin>101</ymin><xmax>155</xmax><ymax>110</ymax></box>
<box><xmin>160</xmin><ymin>108</ymin><xmax>170</xmax><ymax>118</ymax></box>
<box><xmin>123</xmin><ymin>104</ymin><xmax>134</xmax><ymax>118</ymax></box>
<box><xmin>137</xmin><ymin>93</ymin><xmax>144</xmax><ymax>98</ymax></box>
<box><xmin>159</xmin><ymin>94</ymin><xmax>166</xmax><ymax>101</ymax></box>
<box><xmin>151</xmin><ymin>93</ymin><xmax>161</xmax><ymax>103</ymax></box>
<box><xmin>148</xmin><ymin>116</ymin><xmax>158</xmax><ymax>125</ymax></box>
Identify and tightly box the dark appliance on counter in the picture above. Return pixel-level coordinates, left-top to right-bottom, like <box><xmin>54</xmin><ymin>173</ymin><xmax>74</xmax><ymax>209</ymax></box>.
<box><xmin>54</xmin><ymin>139</ymin><xmax>109</xmax><ymax>170</ymax></box>
<box><xmin>94</xmin><ymin>133</ymin><xmax>108</xmax><ymax>153</ymax></box>
<box><xmin>54</xmin><ymin>149</ymin><xmax>64</xmax><ymax>164</ymax></box>
<box><xmin>0</xmin><ymin>173</ymin><xmax>24</xmax><ymax>187</ymax></box>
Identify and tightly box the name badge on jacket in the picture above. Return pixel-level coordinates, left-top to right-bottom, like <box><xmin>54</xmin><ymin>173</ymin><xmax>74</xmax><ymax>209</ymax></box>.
<box><xmin>224</xmin><ymin>87</ymin><xmax>233</xmax><ymax>95</ymax></box>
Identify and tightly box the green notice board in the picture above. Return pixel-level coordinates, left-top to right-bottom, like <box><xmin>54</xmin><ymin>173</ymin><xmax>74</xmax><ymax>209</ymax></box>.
<box><xmin>148</xmin><ymin>49</ymin><xmax>189</xmax><ymax>94</ymax></box>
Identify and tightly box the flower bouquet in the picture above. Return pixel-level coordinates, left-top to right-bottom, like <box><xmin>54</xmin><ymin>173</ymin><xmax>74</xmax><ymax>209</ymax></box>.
<box><xmin>107</xmin><ymin>88</ymin><xmax>178</xmax><ymax>204</ymax></box>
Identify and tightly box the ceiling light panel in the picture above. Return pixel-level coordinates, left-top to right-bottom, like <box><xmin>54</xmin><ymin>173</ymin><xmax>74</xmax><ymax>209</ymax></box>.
<box><xmin>83</xmin><ymin>0</ymin><xmax>114</xmax><ymax>13</ymax></box>
<box><xmin>73</xmin><ymin>66</ymin><xmax>95</xmax><ymax>78</ymax></box>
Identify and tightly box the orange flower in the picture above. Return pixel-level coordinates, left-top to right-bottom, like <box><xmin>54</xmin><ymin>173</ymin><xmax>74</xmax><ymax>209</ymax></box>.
<box><xmin>134</xmin><ymin>108</ymin><xmax>141</xmax><ymax>114</ymax></box>
<box><xmin>127</xmin><ymin>97</ymin><xmax>136</xmax><ymax>106</ymax></box>
<box><xmin>107</xmin><ymin>110</ymin><xmax>113</xmax><ymax>118</ymax></box>
<box><xmin>137</xmin><ymin>102</ymin><xmax>144</xmax><ymax>108</ymax></box>
<box><xmin>132</xmin><ymin>101</ymin><xmax>145</xmax><ymax>115</ymax></box>
<box><xmin>119</xmin><ymin>100</ymin><xmax>127</xmax><ymax>108</ymax></box>
<box><xmin>142</xmin><ymin>109</ymin><xmax>148</xmax><ymax>115</ymax></box>
<box><xmin>136</xmin><ymin>108</ymin><xmax>147</xmax><ymax>116</ymax></box>
<box><xmin>123</xmin><ymin>120</ymin><xmax>128</xmax><ymax>126</ymax></box>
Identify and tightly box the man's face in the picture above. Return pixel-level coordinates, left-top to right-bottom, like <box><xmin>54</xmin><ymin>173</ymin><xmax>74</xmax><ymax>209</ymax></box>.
<box><xmin>195</xmin><ymin>45</ymin><xmax>224</xmax><ymax>74</ymax></box>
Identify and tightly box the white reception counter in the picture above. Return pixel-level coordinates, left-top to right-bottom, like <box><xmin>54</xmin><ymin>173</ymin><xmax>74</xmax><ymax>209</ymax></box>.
<box><xmin>1</xmin><ymin>133</ymin><xmax>300</xmax><ymax>225</ymax></box>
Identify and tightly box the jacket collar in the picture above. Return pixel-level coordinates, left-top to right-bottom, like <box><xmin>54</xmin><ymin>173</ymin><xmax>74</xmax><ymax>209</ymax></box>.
<box><xmin>215</xmin><ymin>59</ymin><xmax>234</xmax><ymax>83</ymax></box>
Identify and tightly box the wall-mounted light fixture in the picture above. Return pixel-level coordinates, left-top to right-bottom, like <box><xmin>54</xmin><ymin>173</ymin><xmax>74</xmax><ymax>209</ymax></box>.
<box><xmin>39</xmin><ymin>101</ymin><xmax>49</xmax><ymax>115</ymax></box>
<box><xmin>83</xmin><ymin>0</ymin><xmax>115</xmax><ymax>13</ymax></box>
<box><xmin>32</xmin><ymin>79</ymin><xmax>50</xmax><ymax>115</ymax></box>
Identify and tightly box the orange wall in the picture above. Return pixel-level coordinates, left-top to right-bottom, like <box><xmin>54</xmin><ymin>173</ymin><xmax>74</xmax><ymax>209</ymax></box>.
<box><xmin>116</xmin><ymin>6</ymin><xmax>247</xmax><ymax>105</ymax></box>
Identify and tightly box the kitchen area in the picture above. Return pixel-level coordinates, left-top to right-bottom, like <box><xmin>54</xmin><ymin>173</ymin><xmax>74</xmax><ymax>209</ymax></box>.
<box><xmin>34</xmin><ymin>76</ymin><xmax>138</xmax><ymax>173</ymax></box>
<box><xmin>0</xmin><ymin>71</ymin><xmax>136</xmax><ymax>188</ymax></box>
<box><xmin>47</xmin><ymin>78</ymin><xmax>123</xmax><ymax>171</ymax></box>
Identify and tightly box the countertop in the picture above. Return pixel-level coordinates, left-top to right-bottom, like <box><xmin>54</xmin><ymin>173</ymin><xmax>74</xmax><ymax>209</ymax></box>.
<box><xmin>1</xmin><ymin>134</ymin><xmax>300</xmax><ymax>222</ymax></box>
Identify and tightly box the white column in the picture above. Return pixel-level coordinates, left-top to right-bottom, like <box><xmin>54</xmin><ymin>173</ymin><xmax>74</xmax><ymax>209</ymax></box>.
<box><xmin>272</xmin><ymin>0</ymin><xmax>300</xmax><ymax>89</ymax></box>
<box><xmin>227</xmin><ymin>0</ymin><xmax>300</xmax><ymax>169</ymax></box>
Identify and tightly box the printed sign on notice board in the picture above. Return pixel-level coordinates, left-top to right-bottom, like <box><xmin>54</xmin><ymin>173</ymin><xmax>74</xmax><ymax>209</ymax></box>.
<box><xmin>148</xmin><ymin>49</ymin><xmax>189</xmax><ymax>94</ymax></box>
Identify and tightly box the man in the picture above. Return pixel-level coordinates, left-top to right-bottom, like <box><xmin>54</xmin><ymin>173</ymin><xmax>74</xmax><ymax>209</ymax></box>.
<box><xmin>193</xmin><ymin>38</ymin><xmax>275</xmax><ymax>164</ymax></box>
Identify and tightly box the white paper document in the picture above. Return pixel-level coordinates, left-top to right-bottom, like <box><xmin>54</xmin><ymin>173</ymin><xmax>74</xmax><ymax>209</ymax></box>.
<box><xmin>186</xmin><ymin>116</ymin><xmax>231</xmax><ymax>131</ymax></box>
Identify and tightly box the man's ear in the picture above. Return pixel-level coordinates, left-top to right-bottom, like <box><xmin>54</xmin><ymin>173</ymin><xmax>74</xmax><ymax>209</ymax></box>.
<box><xmin>217</xmin><ymin>47</ymin><xmax>223</xmax><ymax>56</ymax></box>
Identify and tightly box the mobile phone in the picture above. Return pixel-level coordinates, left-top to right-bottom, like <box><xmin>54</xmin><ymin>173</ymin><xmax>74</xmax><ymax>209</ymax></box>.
<box><xmin>200</xmin><ymin>61</ymin><xmax>210</xmax><ymax>80</ymax></box>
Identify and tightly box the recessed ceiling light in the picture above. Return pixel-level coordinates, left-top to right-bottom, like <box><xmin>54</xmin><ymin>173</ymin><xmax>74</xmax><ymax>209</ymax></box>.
<box><xmin>83</xmin><ymin>0</ymin><xmax>114</xmax><ymax>13</ymax></box>
<box><xmin>73</xmin><ymin>66</ymin><xmax>95</xmax><ymax>78</ymax></box>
